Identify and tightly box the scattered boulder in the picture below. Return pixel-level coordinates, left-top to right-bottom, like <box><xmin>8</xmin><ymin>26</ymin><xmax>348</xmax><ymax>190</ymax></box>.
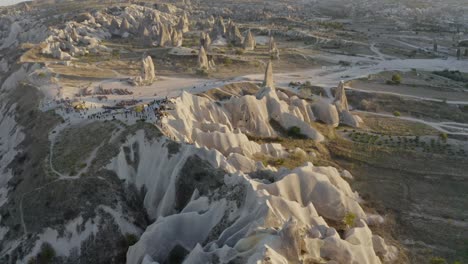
<box><xmin>312</xmin><ymin>99</ymin><xmax>340</xmax><ymax>127</ymax></box>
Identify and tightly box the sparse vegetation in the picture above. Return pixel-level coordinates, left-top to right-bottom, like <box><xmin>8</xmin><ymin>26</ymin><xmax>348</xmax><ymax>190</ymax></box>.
<box><xmin>196</xmin><ymin>68</ymin><xmax>209</xmax><ymax>77</ymax></box>
<box><xmin>345</xmin><ymin>130</ymin><xmax>466</xmax><ymax>157</ymax></box>
<box><xmin>125</xmin><ymin>233</ymin><xmax>138</xmax><ymax>246</ymax></box>
<box><xmin>223</xmin><ymin>57</ymin><xmax>233</xmax><ymax>65</ymax></box>
<box><xmin>287</xmin><ymin>126</ymin><xmax>306</xmax><ymax>139</ymax></box>
<box><xmin>30</xmin><ymin>242</ymin><xmax>56</xmax><ymax>264</ymax></box>
<box><xmin>430</xmin><ymin>257</ymin><xmax>447</xmax><ymax>264</ymax></box>
<box><xmin>439</xmin><ymin>133</ymin><xmax>448</xmax><ymax>142</ymax></box>
<box><xmin>343</xmin><ymin>212</ymin><xmax>356</xmax><ymax>228</ymax></box>
<box><xmin>386</xmin><ymin>73</ymin><xmax>402</xmax><ymax>85</ymax></box>
<box><xmin>53</xmin><ymin>122</ymin><xmax>116</xmax><ymax>175</ymax></box>
<box><xmin>317</xmin><ymin>21</ymin><xmax>344</xmax><ymax>30</ymax></box>
<box><xmin>433</xmin><ymin>70</ymin><xmax>468</xmax><ymax>82</ymax></box>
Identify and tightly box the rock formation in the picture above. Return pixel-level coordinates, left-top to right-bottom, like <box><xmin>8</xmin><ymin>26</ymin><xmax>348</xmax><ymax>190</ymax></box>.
<box><xmin>198</xmin><ymin>46</ymin><xmax>209</xmax><ymax>69</ymax></box>
<box><xmin>243</xmin><ymin>29</ymin><xmax>256</xmax><ymax>51</ymax></box>
<box><xmin>109</xmin><ymin>18</ymin><xmax>120</xmax><ymax>35</ymax></box>
<box><xmin>156</xmin><ymin>22</ymin><xmax>172</xmax><ymax>47</ymax></box>
<box><xmin>226</xmin><ymin>21</ymin><xmax>243</xmax><ymax>46</ymax></box>
<box><xmin>312</xmin><ymin>99</ymin><xmax>340</xmax><ymax>127</ymax></box>
<box><xmin>211</xmin><ymin>16</ymin><xmax>226</xmax><ymax>39</ymax></box>
<box><xmin>120</xmin><ymin>17</ymin><xmax>131</xmax><ymax>36</ymax></box>
<box><xmin>333</xmin><ymin>81</ymin><xmax>362</xmax><ymax>127</ymax></box>
<box><xmin>177</xmin><ymin>13</ymin><xmax>190</xmax><ymax>33</ymax></box>
<box><xmin>171</xmin><ymin>29</ymin><xmax>183</xmax><ymax>47</ymax></box>
<box><xmin>141</xmin><ymin>27</ymin><xmax>153</xmax><ymax>46</ymax></box>
<box><xmin>334</xmin><ymin>80</ymin><xmax>349</xmax><ymax>110</ymax></box>
<box><xmin>263</xmin><ymin>60</ymin><xmax>274</xmax><ymax>88</ymax></box>
<box><xmin>269</xmin><ymin>33</ymin><xmax>280</xmax><ymax>59</ymax></box>
<box><xmin>200</xmin><ymin>31</ymin><xmax>211</xmax><ymax>51</ymax></box>
<box><xmin>133</xmin><ymin>55</ymin><xmax>156</xmax><ymax>86</ymax></box>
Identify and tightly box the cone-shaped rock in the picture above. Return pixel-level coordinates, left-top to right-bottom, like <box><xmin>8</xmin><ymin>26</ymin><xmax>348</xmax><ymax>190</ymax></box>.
<box><xmin>269</xmin><ymin>35</ymin><xmax>277</xmax><ymax>52</ymax></box>
<box><xmin>200</xmin><ymin>32</ymin><xmax>211</xmax><ymax>51</ymax></box>
<box><xmin>121</xmin><ymin>17</ymin><xmax>131</xmax><ymax>33</ymax></box>
<box><xmin>198</xmin><ymin>46</ymin><xmax>209</xmax><ymax>69</ymax></box>
<box><xmin>263</xmin><ymin>60</ymin><xmax>274</xmax><ymax>88</ymax></box>
<box><xmin>143</xmin><ymin>55</ymin><xmax>156</xmax><ymax>81</ymax></box>
<box><xmin>211</xmin><ymin>16</ymin><xmax>226</xmax><ymax>38</ymax></box>
<box><xmin>110</xmin><ymin>18</ymin><xmax>120</xmax><ymax>35</ymax></box>
<box><xmin>132</xmin><ymin>54</ymin><xmax>156</xmax><ymax>86</ymax></box>
<box><xmin>226</xmin><ymin>23</ymin><xmax>243</xmax><ymax>46</ymax></box>
<box><xmin>334</xmin><ymin>81</ymin><xmax>349</xmax><ymax>111</ymax></box>
<box><xmin>177</xmin><ymin>13</ymin><xmax>190</xmax><ymax>33</ymax></box>
<box><xmin>157</xmin><ymin>22</ymin><xmax>171</xmax><ymax>47</ymax></box>
<box><xmin>269</xmin><ymin>34</ymin><xmax>279</xmax><ymax>59</ymax></box>
<box><xmin>171</xmin><ymin>30</ymin><xmax>183</xmax><ymax>47</ymax></box>
<box><xmin>243</xmin><ymin>29</ymin><xmax>256</xmax><ymax>51</ymax></box>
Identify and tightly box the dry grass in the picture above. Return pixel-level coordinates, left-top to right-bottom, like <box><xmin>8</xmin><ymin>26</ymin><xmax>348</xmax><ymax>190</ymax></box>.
<box><xmin>356</xmin><ymin>112</ymin><xmax>439</xmax><ymax>136</ymax></box>
<box><xmin>48</xmin><ymin>63</ymin><xmax>118</xmax><ymax>79</ymax></box>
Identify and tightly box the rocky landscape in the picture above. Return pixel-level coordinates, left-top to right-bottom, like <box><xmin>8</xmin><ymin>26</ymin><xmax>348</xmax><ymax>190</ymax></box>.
<box><xmin>0</xmin><ymin>0</ymin><xmax>467</xmax><ymax>264</ymax></box>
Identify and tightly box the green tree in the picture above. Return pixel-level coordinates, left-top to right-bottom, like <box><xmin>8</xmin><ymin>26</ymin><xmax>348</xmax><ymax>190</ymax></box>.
<box><xmin>391</xmin><ymin>73</ymin><xmax>402</xmax><ymax>84</ymax></box>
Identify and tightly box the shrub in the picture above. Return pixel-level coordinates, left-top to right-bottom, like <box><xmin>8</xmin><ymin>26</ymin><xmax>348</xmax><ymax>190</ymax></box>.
<box><xmin>287</xmin><ymin>126</ymin><xmax>306</xmax><ymax>139</ymax></box>
<box><xmin>429</xmin><ymin>257</ymin><xmax>447</xmax><ymax>264</ymax></box>
<box><xmin>223</xmin><ymin>57</ymin><xmax>233</xmax><ymax>65</ymax></box>
<box><xmin>37</xmin><ymin>243</ymin><xmax>56</xmax><ymax>264</ymax></box>
<box><xmin>439</xmin><ymin>133</ymin><xmax>448</xmax><ymax>142</ymax></box>
<box><xmin>111</xmin><ymin>49</ymin><xmax>120</xmax><ymax>58</ymax></box>
<box><xmin>391</xmin><ymin>73</ymin><xmax>402</xmax><ymax>85</ymax></box>
<box><xmin>125</xmin><ymin>233</ymin><xmax>138</xmax><ymax>246</ymax></box>
<box><xmin>196</xmin><ymin>68</ymin><xmax>209</xmax><ymax>76</ymax></box>
<box><xmin>393</xmin><ymin>111</ymin><xmax>401</xmax><ymax>117</ymax></box>
<box><xmin>272</xmin><ymin>158</ymin><xmax>285</xmax><ymax>166</ymax></box>
<box><xmin>235</xmin><ymin>49</ymin><xmax>244</xmax><ymax>55</ymax></box>
<box><xmin>343</xmin><ymin>212</ymin><xmax>356</xmax><ymax>228</ymax></box>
